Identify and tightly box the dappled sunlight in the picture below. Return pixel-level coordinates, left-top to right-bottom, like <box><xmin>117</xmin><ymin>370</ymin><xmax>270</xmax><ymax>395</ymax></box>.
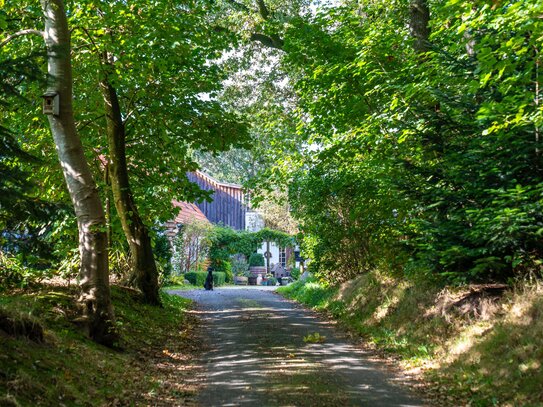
<box><xmin>417</xmin><ymin>285</ymin><xmax>543</xmax><ymax>404</ymax></box>
<box><xmin>371</xmin><ymin>284</ymin><xmax>407</xmax><ymax>324</ymax></box>
<box><xmin>444</xmin><ymin>322</ymin><xmax>493</xmax><ymax>362</ymax></box>
<box><xmin>174</xmin><ymin>288</ymin><xmax>423</xmax><ymax>406</ymax></box>
<box><xmin>60</xmin><ymin>161</ymin><xmax>86</xmax><ymax>187</ymax></box>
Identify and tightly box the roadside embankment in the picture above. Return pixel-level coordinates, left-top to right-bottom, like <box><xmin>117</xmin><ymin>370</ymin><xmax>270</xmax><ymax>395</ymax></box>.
<box><xmin>0</xmin><ymin>285</ymin><xmax>200</xmax><ymax>406</ymax></box>
<box><xmin>278</xmin><ymin>273</ymin><xmax>543</xmax><ymax>406</ymax></box>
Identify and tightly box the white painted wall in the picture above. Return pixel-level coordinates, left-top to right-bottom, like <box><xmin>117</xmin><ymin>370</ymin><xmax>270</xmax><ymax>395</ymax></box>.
<box><xmin>246</xmin><ymin>209</ymin><xmax>303</xmax><ymax>271</ymax></box>
<box><xmin>257</xmin><ymin>242</ymin><xmax>303</xmax><ymax>270</ymax></box>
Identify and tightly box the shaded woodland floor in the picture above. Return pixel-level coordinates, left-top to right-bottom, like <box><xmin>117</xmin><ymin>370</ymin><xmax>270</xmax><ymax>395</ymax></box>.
<box><xmin>0</xmin><ymin>285</ymin><xmax>202</xmax><ymax>406</ymax></box>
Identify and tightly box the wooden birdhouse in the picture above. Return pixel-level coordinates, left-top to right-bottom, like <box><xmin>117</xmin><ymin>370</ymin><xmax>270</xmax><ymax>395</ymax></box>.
<box><xmin>42</xmin><ymin>92</ymin><xmax>59</xmax><ymax>116</ymax></box>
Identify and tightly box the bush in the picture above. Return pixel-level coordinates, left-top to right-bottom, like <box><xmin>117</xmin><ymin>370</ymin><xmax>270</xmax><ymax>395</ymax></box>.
<box><xmin>265</xmin><ymin>277</ymin><xmax>277</xmax><ymax>286</ymax></box>
<box><xmin>231</xmin><ymin>256</ymin><xmax>249</xmax><ymax>277</ymax></box>
<box><xmin>167</xmin><ymin>275</ymin><xmax>190</xmax><ymax>286</ymax></box>
<box><xmin>213</xmin><ymin>272</ymin><xmax>226</xmax><ymax>286</ymax></box>
<box><xmin>213</xmin><ymin>260</ymin><xmax>233</xmax><ymax>282</ymax></box>
<box><xmin>221</xmin><ymin>262</ymin><xmax>233</xmax><ymax>283</ymax></box>
<box><xmin>0</xmin><ymin>252</ymin><xmax>52</xmax><ymax>289</ymax></box>
<box><xmin>153</xmin><ymin>231</ymin><xmax>173</xmax><ymax>284</ymax></box>
<box><xmin>184</xmin><ymin>271</ymin><xmax>226</xmax><ymax>287</ymax></box>
<box><xmin>184</xmin><ymin>272</ymin><xmax>206</xmax><ymax>286</ymax></box>
<box><xmin>249</xmin><ymin>252</ymin><xmax>265</xmax><ymax>267</ymax></box>
<box><xmin>290</xmin><ymin>267</ymin><xmax>301</xmax><ymax>280</ymax></box>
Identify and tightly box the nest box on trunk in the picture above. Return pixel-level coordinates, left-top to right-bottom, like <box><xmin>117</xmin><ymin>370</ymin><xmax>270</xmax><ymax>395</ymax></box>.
<box><xmin>42</xmin><ymin>92</ymin><xmax>59</xmax><ymax>116</ymax></box>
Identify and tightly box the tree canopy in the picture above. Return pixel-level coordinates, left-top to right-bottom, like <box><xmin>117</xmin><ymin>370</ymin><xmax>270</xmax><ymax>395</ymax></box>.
<box><xmin>1</xmin><ymin>0</ymin><xmax>542</xmax><ymax>335</ymax></box>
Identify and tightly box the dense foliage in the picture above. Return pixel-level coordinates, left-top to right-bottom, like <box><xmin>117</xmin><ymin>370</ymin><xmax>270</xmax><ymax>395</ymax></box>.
<box><xmin>249</xmin><ymin>252</ymin><xmax>265</xmax><ymax>267</ymax></box>
<box><xmin>208</xmin><ymin>225</ymin><xmax>294</xmax><ymax>280</ymax></box>
<box><xmin>246</xmin><ymin>0</ymin><xmax>543</xmax><ymax>284</ymax></box>
<box><xmin>0</xmin><ymin>0</ymin><xmax>249</xmax><ymax>293</ymax></box>
<box><xmin>1</xmin><ymin>0</ymin><xmax>541</xmax><ymax>339</ymax></box>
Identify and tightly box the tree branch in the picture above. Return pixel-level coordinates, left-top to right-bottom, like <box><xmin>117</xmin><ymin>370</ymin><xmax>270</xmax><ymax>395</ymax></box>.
<box><xmin>77</xmin><ymin>114</ymin><xmax>105</xmax><ymax>133</ymax></box>
<box><xmin>77</xmin><ymin>26</ymin><xmax>101</xmax><ymax>53</ymax></box>
<box><xmin>0</xmin><ymin>29</ymin><xmax>44</xmax><ymax>48</ymax></box>
<box><xmin>224</xmin><ymin>0</ymin><xmax>251</xmax><ymax>13</ymax></box>
<box><xmin>250</xmin><ymin>32</ymin><xmax>284</xmax><ymax>51</ymax></box>
<box><xmin>256</xmin><ymin>0</ymin><xmax>270</xmax><ymax>20</ymax></box>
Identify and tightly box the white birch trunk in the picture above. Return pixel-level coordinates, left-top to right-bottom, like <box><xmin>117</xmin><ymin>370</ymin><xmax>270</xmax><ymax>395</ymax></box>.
<box><xmin>40</xmin><ymin>0</ymin><xmax>116</xmax><ymax>345</ymax></box>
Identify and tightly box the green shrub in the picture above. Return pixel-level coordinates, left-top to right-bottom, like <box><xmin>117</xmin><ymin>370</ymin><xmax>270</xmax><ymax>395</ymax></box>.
<box><xmin>213</xmin><ymin>260</ymin><xmax>233</xmax><ymax>282</ymax></box>
<box><xmin>184</xmin><ymin>272</ymin><xmax>207</xmax><ymax>286</ymax></box>
<box><xmin>153</xmin><ymin>231</ymin><xmax>173</xmax><ymax>285</ymax></box>
<box><xmin>265</xmin><ymin>277</ymin><xmax>277</xmax><ymax>286</ymax></box>
<box><xmin>168</xmin><ymin>275</ymin><xmax>189</xmax><ymax>286</ymax></box>
<box><xmin>0</xmin><ymin>252</ymin><xmax>53</xmax><ymax>289</ymax></box>
<box><xmin>184</xmin><ymin>271</ymin><xmax>226</xmax><ymax>286</ymax></box>
<box><xmin>249</xmin><ymin>252</ymin><xmax>265</xmax><ymax>267</ymax></box>
<box><xmin>222</xmin><ymin>261</ymin><xmax>233</xmax><ymax>283</ymax></box>
<box><xmin>290</xmin><ymin>267</ymin><xmax>301</xmax><ymax>280</ymax></box>
<box><xmin>231</xmin><ymin>256</ymin><xmax>249</xmax><ymax>277</ymax></box>
<box><xmin>213</xmin><ymin>272</ymin><xmax>226</xmax><ymax>286</ymax></box>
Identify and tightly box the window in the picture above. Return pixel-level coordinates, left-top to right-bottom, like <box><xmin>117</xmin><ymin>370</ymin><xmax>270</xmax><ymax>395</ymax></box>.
<box><xmin>279</xmin><ymin>247</ymin><xmax>286</xmax><ymax>267</ymax></box>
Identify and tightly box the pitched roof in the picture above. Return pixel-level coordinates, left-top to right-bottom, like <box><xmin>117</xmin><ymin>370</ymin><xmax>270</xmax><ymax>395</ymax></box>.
<box><xmin>194</xmin><ymin>170</ymin><xmax>243</xmax><ymax>191</ymax></box>
<box><xmin>172</xmin><ymin>200</ymin><xmax>210</xmax><ymax>224</ymax></box>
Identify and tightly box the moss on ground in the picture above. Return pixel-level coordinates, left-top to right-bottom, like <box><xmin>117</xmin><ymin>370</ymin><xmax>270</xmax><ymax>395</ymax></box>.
<box><xmin>0</xmin><ymin>285</ymin><xmax>201</xmax><ymax>406</ymax></box>
<box><xmin>278</xmin><ymin>275</ymin><xmax>543</xmax><ymax>406</ymax></box>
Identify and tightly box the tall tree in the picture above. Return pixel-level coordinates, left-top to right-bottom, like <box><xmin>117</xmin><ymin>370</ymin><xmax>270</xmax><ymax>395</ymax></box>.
<box><xmin>409</xmin><ymin>0</ymin><xmax>430</xmax><ymax>53</ymax></box>
<box><xmin>65</xmin><ymin>0</ymin><xmax>249</xmax><ymax>302</ymax></box>
<box><xmin>99</xmin><ymin>52</ymin><xmax>160</xmax><ymax>305</ymax></box>
<box><xmin>39</xmin><ymin>0</ymin><xmax>116</xmax><ymax>344</ymax></box>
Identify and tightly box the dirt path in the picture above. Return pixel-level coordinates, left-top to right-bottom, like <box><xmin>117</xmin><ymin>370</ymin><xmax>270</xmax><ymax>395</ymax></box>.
<box><xmin>170</xmin><ymin>287</ymin><xmax>424</xmax><ymax>407</ymax></box>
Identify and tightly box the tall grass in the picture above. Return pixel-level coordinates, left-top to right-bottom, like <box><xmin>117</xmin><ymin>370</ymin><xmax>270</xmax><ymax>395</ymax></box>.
<box><xmin>278</xmin><ymin>274</ymin><xmax>543</xmax><ymax>405</ymax></box>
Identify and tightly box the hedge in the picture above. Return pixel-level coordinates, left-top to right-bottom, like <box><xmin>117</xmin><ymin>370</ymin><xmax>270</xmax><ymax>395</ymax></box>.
<box><xmin>213</xmin><ymin>272</ymin><xmax>226</xmax><ymax>286</ymax></box>
<box><xmin>249</xmin><ymin>252</ymin><xmax>265</xmax><ymax>267</ymax></box>
<box><xmin>184</xmin><ymin>271</ymin><xmax>226</xmax><ymax>287</ymax></box>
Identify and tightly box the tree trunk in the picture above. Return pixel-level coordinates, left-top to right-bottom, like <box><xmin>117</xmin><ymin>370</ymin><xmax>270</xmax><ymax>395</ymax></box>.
<box><xmin>535</xmin><ymin>45</ymin><xmax>541</xmax><ymax>173</ymax></box>
<box><xmin>40</xmin><ymin>0</ymin><xmax>116</xmax><ymax>345</ymax></box>
<box><xmin>266</xmin><ymin>240</ymin><xmax>270</xmax><ymax>273</ymax></box>
<box><xmin>409</xmin><ymin>0</ymin><xmax>431</xmax><ymax>54</ymax></box>
<box><xmin>104</xmin><ymin>162</ymin><xmax>113</xmax><ymax>248</ymax></box>
<box><xmin>99</xmin><ymin>53</ymin><xmax>161</xmax><ymax>306</ymax></box>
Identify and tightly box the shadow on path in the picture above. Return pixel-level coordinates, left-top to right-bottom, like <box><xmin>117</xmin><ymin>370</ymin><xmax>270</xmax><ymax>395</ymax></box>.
<box><xmin>170</xmin><ymin>287</ymin><xmax>425</xmax><ymax>407</ymax></box>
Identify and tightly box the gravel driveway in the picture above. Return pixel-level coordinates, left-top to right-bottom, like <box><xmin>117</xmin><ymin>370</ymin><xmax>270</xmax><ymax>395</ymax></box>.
<box><xmin>170</xmin><ymin>286</ymin><xmax>424</xmax><ymax>407</ymax></box>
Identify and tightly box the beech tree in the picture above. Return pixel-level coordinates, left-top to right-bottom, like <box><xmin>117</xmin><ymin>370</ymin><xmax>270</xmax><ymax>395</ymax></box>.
<box><xmin>1</xmin><ymin>0</ymin><xmax>116</xmax><ymax>344</ymax></box>
<box><xmin>65</xmin><ymin>0</ymin><xmax>249</xmax><ymax>303</ymax></box>
<box><xmin>99</xmin><ymin>52</ymin><xmax>160</xmax><ymax>305</ymax></box>
<box><xmin>40</xmin><ymin>0</ymin><xmax>116</xmax><ymax>345</ymax></box>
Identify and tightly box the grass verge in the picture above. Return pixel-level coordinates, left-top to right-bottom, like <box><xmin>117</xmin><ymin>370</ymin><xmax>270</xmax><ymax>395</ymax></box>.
<box><xmin>0</xmin><ymin>284</ymin><xmax>201</xmax><ymax>406</ymax></box>
<box><xmin>278</xmin><ymin>274</ymin><xmax>543</xmax><ymax>406</ymax></box>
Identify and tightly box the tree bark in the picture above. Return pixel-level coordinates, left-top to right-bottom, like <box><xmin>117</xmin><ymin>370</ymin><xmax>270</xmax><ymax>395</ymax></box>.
<box><xmin>409</xmin><ymin>0</ymin><xmax>431</xmax><ymax>54</ymax></box>
<box><xmin>266</xmin><ymin>240</ymin><xmax>270</xmax><ymax>273</ymax></box>
<box><xmin>535</xmin><ymin>45</ymin><xmax>541</xmax><ymax>172</ymax></box>
<box><xmin>99</xmin><ymin>53</ymin><xmax>161</xmax><ymax>306</ymax></box>
<box><xmin>250</xmin><ymin>33</ymin><xmax>284</xmax><ymax>50</ymax></box>
<box><xmin>40</xmin><ymin>0</ymin><xmax>116</xmax><ymax>345</ymax></box>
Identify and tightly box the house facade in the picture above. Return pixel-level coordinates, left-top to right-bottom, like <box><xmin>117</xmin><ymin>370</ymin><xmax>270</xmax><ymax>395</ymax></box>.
<box><xmin>167</xmin><ymin>171</ymin><xmax>303</xmax><ymax>276</ymax></box>
<box><xmin>165</xmin><ymin>171</ymin><xmax>246</xmax><ymax>239</ymax></box>
<box><xmin>186</xmin><ymin>171</ymin><xmax>246</xmax><ymax>230</ymax></box>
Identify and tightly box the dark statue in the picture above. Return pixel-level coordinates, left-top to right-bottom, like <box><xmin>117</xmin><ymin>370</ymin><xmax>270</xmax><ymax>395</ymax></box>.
<box><xmin>204</xmin><ymin>267</ymin><xmax>213</xmax><ymax>291</ymax></box>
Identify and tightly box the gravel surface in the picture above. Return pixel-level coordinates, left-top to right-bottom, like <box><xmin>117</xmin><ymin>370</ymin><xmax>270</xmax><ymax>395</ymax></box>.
<box><xmin>170</xmin><ymin>286</ymin><xmax>424</xmax><ymax>407</ymax></box>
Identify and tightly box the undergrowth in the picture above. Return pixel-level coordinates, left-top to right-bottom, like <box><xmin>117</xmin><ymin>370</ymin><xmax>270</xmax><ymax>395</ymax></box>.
<box><xmin>0</xmin><ymin>284</ymin><xmax>198</xmax><ymax>406</ymax></box>
<box><xmin>278</xmin><ymin>274</ymin><xmax>543</xmax><ymax>406</ymax></box>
